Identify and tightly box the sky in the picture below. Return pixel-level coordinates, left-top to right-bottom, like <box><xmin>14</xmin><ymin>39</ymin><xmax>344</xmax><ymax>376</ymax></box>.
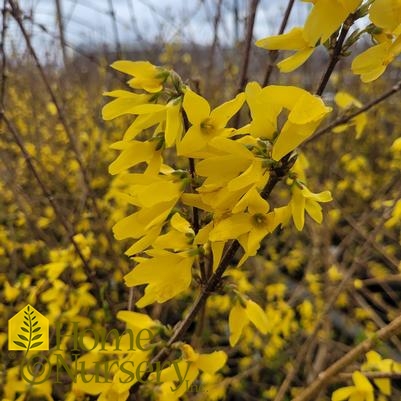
<box><xmin>7</xmin><ymin>0</ymin><xmax>310</xmax><ymax>56</ymax></box>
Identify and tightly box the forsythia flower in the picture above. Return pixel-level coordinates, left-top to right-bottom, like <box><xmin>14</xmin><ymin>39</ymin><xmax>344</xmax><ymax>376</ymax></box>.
<box><xmin>332</xmin><ymin>371</ymin><xmax>374</xmax><ymax>401</ymax></box>
<box><xmin>256</xmin><ymin>0</ymin><xmax>361</xmax><ymax>71</ymax></box>
<box><xmin>183</xmin><ymin>136</ymin><xmax>269</xmax><ymax>215</ymax></box>
<box><xmin>289</xmin><ymin>184</ymin><xmax>332</xmax><ymax>231</ymax></box>
<box><xmin>362</xmin><ymin>351</ymin><xmax>401</xmax><ymax>397</ymax></box>
<box><xmin>102</xmin><ymin>90</ymin><xmax>150</xmax><ymax>120</ymax></box>
<box><xmin>209</xmin><ymin>189</ymin><xmax>277</xmax><ymax>263</ymax></box>
<box><xmin>242</xmin><ymin>82</ymin><xmax>331</xmax><ymax>160</ymax></box>
<box><xmin>352</xmin><ymin>36</ymin><xmax>401</xmax><ymax>82</ymax></box>
<box><xmin>229</xmin><ymin>299</ymin><xmax>269</xmax><ymax>346</ymax></box>
<box><xmin>302</xmin><ymin>0</ymin><xmax>362</xmax><ymax>45</ymax></box>
<box><xmin>111</xmin><ymin>60</ymin><xmax>168</xmax><ymax>92</ymax></box>
<box><xmin>369</xmin><ymin>0</ymin><xmax>401</xmax><ymax>33</ymax></box>
<box><xmin>112</xmin><ymin>173</ymin><xmax>183</xmax><ymax>255</ymax></box>
<box><xmin>124</xmin><ymin>250</ymin><xmax>195</xmax><ymax>307</ymax></box>
<box><xmin>72</xmin><ymin>349</ymin><xmax>151</xmax><ymax>401</ymax></box>
<box><xmin>177</xmin><ymin>88</ymin><xmax>245</xmax><ymax>157</ymax></box>
<box><xmin>256</xmin><ymin>27</ymin><xmax>315</xmax><ymax>72</ymax></box>
<box><xmin>352</xmin><ymin>0</ymin><xmax>401</xmax><ymax>82</ymax></box>
<box><xmin>151</xmin><ymin>344</ymin><xmax>227</xmax><ymax>400</ymax></box>
<box><xmin>333</xmin><ymin>91</ymin><xmax>367</xmax><ymax>138</ymax></box>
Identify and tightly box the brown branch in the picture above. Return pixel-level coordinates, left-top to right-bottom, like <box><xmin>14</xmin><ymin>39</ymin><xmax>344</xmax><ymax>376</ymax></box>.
<box><xmin>303</xmin><ymin>80</ymin><xmax>401</xmax><ymax>147</ymax></box>
<box><xmin>8</xmin><ymin>0</ymin><xmax>124</xmax><ymax>270</ymax></box>
<box><xmin>291</xmin><ymin>314</ymin><xmax>401</xmax><ymax>401</ymax></box>
<box><xmin>273</xmin><ymin>263</ymin><xmax>358</xmax><ymax>401</ymax></box>
<box><xmin>315</xmin><ymin>15</ymin><xmax>354</xmax><ymax>96</ymax></box>
<box><xmin>236</xmin><ymin>0</ymin><xmax>259</xmax><ymax>94</ymax></box>
<box><xmin>128</xmin><ymin>159</ymin><xmax>292</xmax><ymax>399</ymax></box>
<box><xmin>107</xmin><ymin>0</ymin><xmax>122</xmax><ymax>59</ymax></box>
<box><xmin>1</xmin><ymin>113</ymin><xmax>108</xmax><ymax>310</ymax></box>
<box><xmin>262</xmin><ymin>0</ymin><xmax>295</xmax><ymax>86</ymax></box>
<box><xmin>206</xmin><ymin>0</ymin><xmax>223</xmax><ymax>93</ymax></box>
<box><xmin>0</xmin><ymin>0</ymin><xmax>8</xmax><ymax>108</ymax></box>
<box><xmin>335</xmin><ymin>371</ymin><xmax>401</xmax><ymax>381</ymax></box>
<box><xmin>54</xmin><ymin>0</ymin><xmax>67</xmax><ymax>67</ymax></box>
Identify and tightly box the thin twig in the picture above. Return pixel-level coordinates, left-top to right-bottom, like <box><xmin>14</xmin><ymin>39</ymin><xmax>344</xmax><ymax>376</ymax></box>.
<box><xmin>292</xmin><ymin>314</ymin><xmax>401</xmax><ymax>401</ymax></box>
<box><xmin>315</xmin><ymin>15</ymin><xmax>354</xmax><ymax>96</ymax></box>
<box><xmin>9</xmin><ymin>0</ymin><xmax>125</xmax><ymax>271</ymax></box>
<box><xmin>304</xmin><ymin>80</ymin><xmax>401</xmax><ymax>147</ymax></box>
<box><xmin>335</xmin><ymin>371</ymin><xmax>401</xmax><ymax>381</ymax></box>
<box><xmin>206</xmin><ymin>0</ymin><xmax>223</xmax><ymax>94</ymax></box>
<box><xmin>262</xmin><ymin>0</ymin><xmax>295</xmax><ymax>86</ymax></box>
<box><xmin>54</xmin><ymin>0</ymin><xmax>67</xmax><ymax>66</ymax></box>
<box><xmin>236</xmin><ymin>0</ymin><xmax>259</xmax><ymax>94</ymax></box>
<box><xmin>0</xmin><ymin>0</ymin><xmax>7</xmax><ymax>104</ymax></box>
<box><xmin>1</xmin><ymin>113</ymin><xmax>107</xmax><ymax>309</ymax></box>
<box><xmin>107</xmin><ymin>0</ymin><xmax>122</xmax><ymax>59</ymax></box>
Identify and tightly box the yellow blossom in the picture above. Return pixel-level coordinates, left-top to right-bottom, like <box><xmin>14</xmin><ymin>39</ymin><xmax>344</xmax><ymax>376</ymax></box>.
<box><xmin>111</xmin><ymin>60</ymin><xmax>167</xmax><ymax>93</ymax></box>
<box><xmin>241</xmin><ymin>82</ymin><xmax>331</xmax><ymax>160</ymax></box>
<box><xmin>333</xmin><ymin>91</ymin><xmax>367</xmax><ymax>138</ymax></box>
<box><xmin>209</xmin><ymin>189</ymin><xmax>277</xmax><ymax>262</ymax></box>
<box><xmin>362</xmin><ymin>351</ymin><xmax>394</xmax><ymax>396</ymax></box>
<box><xmin>369</xmin><ymin>0</ymin><xmax>401</xmax><ymax>33</ymax></box>
<box><xmin>150</xmin><ymin>344</ymin><xmax>227</xmax><ymax>400</ymax></box>
<box><xmin>302</xmin><ymin>0</ymin><xmax>362</xmax><ymax>45</ymax></box>
<box><xmin>352</xmin><ymin>35</ymin><xmax>401</xmax><ymax>82</ymax></box>
<box><xmin>102</xmin><ymin>90</ymin><xmax>150</xmax><ymax>120</ymax></box>
<box><xmin>177</xmin><ymin>88</ymin><xmax>245</xmax><ymax>157</ymax></box>
<box><xmin>289</xmin><ymin>184</ymin><xmax>332</xmax><ymax>230</ymax></box>
<box><xmin>256</xmin><ymin>0</ymin><xmax>361</xmax><ymax>71</ymax></box>
<box><xmin>332</xmin><ymin>371</ymin><xmax>374</xmax><ymax>401</ymax></box>
<box><xmin>256</xmin><ymin>27</ymin><xmax>315</xmax><ymax>72</ymax></box>
<box><xmin>229</xmin><ymin>299</ymin><xmax>269</xmax><ymax>346</ymax></box>
<box><xmin>124</xmin><ymin>250</ymin><xmax>195</xmax><ymax>307</ymax></box>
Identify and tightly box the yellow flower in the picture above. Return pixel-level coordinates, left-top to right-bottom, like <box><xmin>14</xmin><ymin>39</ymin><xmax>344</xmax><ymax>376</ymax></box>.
<box><xmin>165</xmin><ymin>98</ymin><xmax>184</xmax><ymax>147</ymax></box>
<box><xmin>111</xmin><ymin>60</ymin><xmax>167</xmax><ymax>93</ymax></box>
<box><xmin>153</xmin><ymin>212</ymin><xmax>194</xmax><ymax>251</ymax></box>
<box><xmin>362</xmin><ymin>351</ymin><xmax>395</xmax><ymax>396</ymax></box>
<box><xmin>242</xmin><ymin>82</ymin><xmax>331</xmax><ymax>160</ymax></box>
<box><xmin>183</xmin><ymin>137</ymin><xmax>269</xmax><ymax>214</ymax></box>
<box><xmin>72</xmin><ymin>349</ymin><xmax>151</xmax><ymax>401</ymax></box>
<box><xmin>108</xmin><ymin>140</ymin><xmax>158</xmax><ymax>175</ymax></box>
<box><xmin>112</xmin><ymin>173</ymin><xmax>183</xmax><ymax>255</ymax></box>
<box><xmin>124</xmin><ymin>250</ymin><xmax>195</xmax><ymax>307</ymax></box>
<box><xmin>352</xmin><ymin>35</ymin><xmax>401</xmax><ymax>82</ymax></box>
<box><xmin>333</xmin><ymin>91</ymin><xmax>367</xmax><ymax>138</ymax></box>
<box><xmin>102</xmin><ymin>90</ymin><xmax>150</xmax><ymax>120</ymax></box>
<box><xmin>229</xmin><ymin>299</ymin><xmax>269</xmax><ymax>346</ymax></box>
<box><xmin>391</xmin><ymin>137</ymin><xmax>401</xmax><ymax>152</ymax></box>
<box><xmin>209</xmin><ymin>189</ymin><xmax>277</xmax><ymax>262</ymax></box>
<box><xmin>256</xmin><ymin>27</ymin><xmax>315</xmax><ymax>72</ymax></box>
<box><xmin>290</xmin><ymin>184</ymin><xmax>332</xmax><ymax>231</ymax></box>
<box><xmin>256</xmin><ymin>0</ymin><xmax>361</xmax><ymax>72</ymax></box>
<box><xmin>302</xmin><ymin>0</ymin><xmax>362</xmax><ymax>45</ymax></box>
<box><xmin>150</xmin><ymin>344</ymin><xmax>227</xmax><ymax>400</ymax></box>
<box><xmin>4</xmin><ymin>280</ymin><xmax>19</xmax><ymax>302</ymax></box>
<box><xmin>332</xmin><ymin>371</ymin><xmax>374</xmax><ymax>401</ymax></box>
<box><xmin>177</xmin><ymin>88</ymin><xmax>245</xmax><ymax>157</ymax></box>
<box><xmin>369</xmin><ymin>0</ymin><xmax>401</xmax><ymax>33</ymax></box>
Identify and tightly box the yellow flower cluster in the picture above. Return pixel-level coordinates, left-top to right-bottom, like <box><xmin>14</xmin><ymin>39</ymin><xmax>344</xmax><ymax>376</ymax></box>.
<box><xmin>104</xmin><ymin>60</ymin><xmax>333</xmax><ymax>310</ymax></box>
<box><xmin>256</xmin><ymin>0</ymin><xmax>401</xmax><ymax>82</ymax></box>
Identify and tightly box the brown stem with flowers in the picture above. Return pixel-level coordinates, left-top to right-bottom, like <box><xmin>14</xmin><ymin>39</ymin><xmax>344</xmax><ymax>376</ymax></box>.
<box><xmin>128</xmin><ymin>154</ymin><xmax>294</xmax><ymax>398</ymax></box>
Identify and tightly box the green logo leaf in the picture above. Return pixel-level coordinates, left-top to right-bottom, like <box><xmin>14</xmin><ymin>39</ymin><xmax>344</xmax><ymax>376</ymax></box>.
<box><xmin>13</xmin><ymin>307</ymin><xmax>43</xmax><ymax>352</ymax></box>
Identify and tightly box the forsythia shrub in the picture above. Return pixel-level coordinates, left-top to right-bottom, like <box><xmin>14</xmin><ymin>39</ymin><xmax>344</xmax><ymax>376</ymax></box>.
<box><xmin>2</xmin><ymin>1</ymin><xmax>401</xmax><ymax>401</ymax></box>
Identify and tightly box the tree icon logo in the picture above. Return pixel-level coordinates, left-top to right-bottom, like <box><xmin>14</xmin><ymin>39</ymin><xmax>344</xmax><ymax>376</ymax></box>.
<box><xmin>8</xmin><ymin>304</ymin><xmax>49</xmax><ymax>351</ymax></box>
